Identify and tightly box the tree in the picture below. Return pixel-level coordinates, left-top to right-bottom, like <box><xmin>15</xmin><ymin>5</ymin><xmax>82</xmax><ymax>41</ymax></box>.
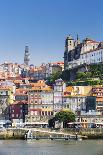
<box><xmin>46</xmin><ymin>71</ymin><xmax>61</xmax><ymax>86</ymax></box>
<box><xmin>55</xmin><ymin>110</ymin><xmax>75</xmax><ymax>128</ymax></box>
<box><xmin>76</xmin><ymin>72</ymin><xmax>86</xmax><ymax>80</ymax></box>
<box><xmin>48</xmin><ymin>117</ymin><xmax>56</xmax><ymax>128</ymax></box>
<box><xmin>60</xmin><ymin>70</ymin><xmax>70</xmax><ymax>81</ymax></box>
<box><xmin>85</xmin><ymin>72</ymin><xmax>92</xmax><ymax>78</ymax></box>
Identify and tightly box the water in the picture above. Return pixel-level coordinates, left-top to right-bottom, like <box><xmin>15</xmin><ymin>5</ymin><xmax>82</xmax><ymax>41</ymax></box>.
<box><xmin>0</xmin><ymin>140</ymin><xmax>102</xmax><ymax>155</ymax></box>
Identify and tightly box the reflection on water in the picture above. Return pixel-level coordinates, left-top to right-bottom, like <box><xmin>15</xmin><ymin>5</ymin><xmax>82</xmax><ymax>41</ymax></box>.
<box><xmin>0</xmin><ymin>140</ymin><xmax>102</xmax><ymax>155</ymax></box>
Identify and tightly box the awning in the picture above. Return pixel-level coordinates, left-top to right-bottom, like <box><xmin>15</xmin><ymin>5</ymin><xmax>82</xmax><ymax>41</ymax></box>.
<box><xmin>95</xmin><ymin>122</ymin><xmax>103</xmax><ymax>125</ymax></box>
<box><xmin>25</xmin><ymin>122</ymin><xmax>48</xmax><ymax>125</ymax></box>
<box><xmin>67</xmin><ymin>122</ymin><xmax>81</xmax><ymax>124</ymax></box>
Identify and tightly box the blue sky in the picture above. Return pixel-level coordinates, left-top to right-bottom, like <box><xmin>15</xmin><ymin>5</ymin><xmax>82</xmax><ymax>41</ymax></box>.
<box><xmin>0</xmin><ymin>0</ymin><xmax>102</xmax><ymax>65</ymax></box>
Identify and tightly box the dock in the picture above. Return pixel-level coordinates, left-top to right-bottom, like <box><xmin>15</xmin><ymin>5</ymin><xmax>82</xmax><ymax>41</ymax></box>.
<box><xmin>25</xmin><ymin>129</ymin><xmax>83</xmax><ymax>141</ymax></box>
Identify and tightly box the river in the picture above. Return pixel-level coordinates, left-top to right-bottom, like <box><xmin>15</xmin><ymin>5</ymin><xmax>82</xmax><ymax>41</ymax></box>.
<box><xmin>0</xmin><ymin>140</ymin><xmax>102</xmax><ymax>155</ymax></box>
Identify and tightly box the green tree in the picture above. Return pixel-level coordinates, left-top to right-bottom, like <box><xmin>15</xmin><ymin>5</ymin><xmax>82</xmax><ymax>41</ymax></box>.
<box><xmin>85</xmin><ymin>72</ymin><xmax>92</xmax><ymax>78</ymax></box>
<box><xmin>55</xmin><ymin>110</ymin><xmax>75</xmax><ymax>123</ymax></box>
<box><xmin>90</xmin><ymin>64</ymin><xmax>103</xmax><ymax>78</ymax></box>
<box><xmin>46</xmin><ymin>71</ymin><xmax>61</xmax><ymax>86</ymax></box>
<box><xmin>76</xmin><ymin>72</ymin><xmax>86</xmax><ymax>80</ymax></box>
<box><xmin>60</xmin><ymin>70</ymin><xmax>70</xmax><ymax>81</ymax></box>
<box><xmin>55</xmin><ymin>110</ymin><xmax>75</xmax><ymax>128</ymax></box>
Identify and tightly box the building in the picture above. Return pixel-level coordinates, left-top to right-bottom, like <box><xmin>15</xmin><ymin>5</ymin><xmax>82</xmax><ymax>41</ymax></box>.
<box><xmin>27</xmin><ymin>81</ymin><xmax>54</xmax><ymax>123</ymax></box>
<box><xmin>63</xmin><ymin>86</ymin><xmax>96</xmax><ymax>115</ymax></box>
<box><xmin>45</xmin><ymin>63</ymin><xmax>62</xmax><ymax>78</ymax></box>
<box><xmin>0</xmin><ymin>87</ymin><xmax>14</xmax><ymax>119</ymax></box>
<box><xmin>92</xmin><ymin>86</ymin><xmax>103</xmax><ymax>114</ymax></box>
<box><xmin>64</xmin><ymin>35</ymin><xmax>103</xmax><ymax>80</ymax></box>
<box><xmin>53</xmin><ymin>79</ymin><xmax>66</xmax><ymax>113</ymax></box>
<box><xmin>9</xmin><ymin>102</ymin><xmax>28</xmax><ymax>125</ymax></box>
<box><xmin>0</xmin><ymin>62</ymin><xmax>22</xmax><ymax>79</ymax></box>
<box><xmin>24</xmin><ymin>46</ymin><xmax>30</xmax><ymax>66</ymax></box>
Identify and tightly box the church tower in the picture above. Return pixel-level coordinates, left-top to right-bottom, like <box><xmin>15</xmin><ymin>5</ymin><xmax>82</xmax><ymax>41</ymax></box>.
<box><xmin>24</xmin><ymin>46</ymin><xmax>30</xmax><ymax>66</ymax></box>
<box><xmin>75</xmin><ymin>34</ymin><xmax>80</xmax><ymax>46</ymax></box>
<box><xmin>65</xmin><ymin>35</ymin><xmax>74</xmax><ymax>51</ymax></box>
<box><xmin>64</xmin><ymin>35</ymin><xmax>74</xmax><ymax>69</ymax></box>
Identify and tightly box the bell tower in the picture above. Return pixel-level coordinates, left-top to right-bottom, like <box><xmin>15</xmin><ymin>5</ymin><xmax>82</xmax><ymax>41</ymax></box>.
<box><xmin>75</xmin><ymin>34</ymin><xmax>80</xmax><ymax>46</ymax></box>
<box><xmin>64</xmin><ymin>35</ymin><xmax>74</xmax><ymax>69</ymax></box>
<box><xmin>65</xmin><ymin>35</ymin><xmax>74</xmax><ymax>51</ymax></box>
<box><xmin>24</xmin><ymin>46</ymin><xmax>30</xmax><ymax>66</ymax></box>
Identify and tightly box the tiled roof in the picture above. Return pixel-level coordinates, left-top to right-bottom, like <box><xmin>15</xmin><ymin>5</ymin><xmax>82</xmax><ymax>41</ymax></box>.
<box><xmin>42</xmin><ymin>86</ymin><xmax>53</xmax><ymax>91</ymax></box>
<box><xmin>0</xmin><ymin>87</ymin><xmax>11</xmax><ymax>90</ymax></box>
<box><xmin>96</xmin><ymin>97</ymin><xmax>103</xmax><ymax>102</ymax></box>
<box><xmin>64</xmin><ymin>86</ymin><xmax>73</xmax><ymax>92</ymax></box>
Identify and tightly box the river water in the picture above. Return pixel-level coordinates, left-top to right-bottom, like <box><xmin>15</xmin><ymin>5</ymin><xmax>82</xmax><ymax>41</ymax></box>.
<box><xmin>0</xmin><ymin>140</ymin><xmax>102</xmax><ymax>155</ymax></box>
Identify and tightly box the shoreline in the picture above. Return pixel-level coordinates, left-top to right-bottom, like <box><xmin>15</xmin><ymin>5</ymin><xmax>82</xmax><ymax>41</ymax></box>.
<box><xmin>0</xmin><ymin>128</ymin><xmax>103</xmax><ymax>140</ymax></box>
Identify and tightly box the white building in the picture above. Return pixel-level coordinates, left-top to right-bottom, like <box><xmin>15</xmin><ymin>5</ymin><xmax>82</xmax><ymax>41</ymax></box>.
<box><xmin>64</xmin><ymin>35</ymin><xmax>103</xmax><ymax>70</ymax></box>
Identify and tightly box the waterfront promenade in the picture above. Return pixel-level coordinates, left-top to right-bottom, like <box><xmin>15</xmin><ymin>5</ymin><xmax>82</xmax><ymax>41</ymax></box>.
<box><xmin>0</xmin><ymin>127</ymin><xmax>87</xmax><ymax>140</ymax></box>
<box><xmin>1</xmin><ymin>127</ymin><xmax>103</xmax><ymax>140</ymax></box>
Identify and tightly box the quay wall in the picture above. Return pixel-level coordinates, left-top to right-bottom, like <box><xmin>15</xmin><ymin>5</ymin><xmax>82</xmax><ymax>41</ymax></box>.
<box><xmin>0</xmin><ymin>128</ymin><xmax>103</xmax><ymax>140</ymax></box>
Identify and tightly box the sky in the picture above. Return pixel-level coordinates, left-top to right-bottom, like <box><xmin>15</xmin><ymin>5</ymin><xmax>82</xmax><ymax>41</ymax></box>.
<box><xmin>0</xmin><ymin>0</ymin><xmax>103</xmax><ymax>65</ymax></box>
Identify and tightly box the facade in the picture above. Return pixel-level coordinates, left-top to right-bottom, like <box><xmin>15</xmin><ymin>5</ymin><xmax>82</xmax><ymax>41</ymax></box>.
<box><xmin>76</xmin><ymin>114</ymin><xmax>103</xmax><ymax>128</ymax></box>
<box><xmin>0</xmin><ymin>62</ymin><xmax>22</xmax><ymax>78</ymax></box>
<box><xmin>27</xmin><ymin>82</ymin><xmax>54</xmax><ymax>123</ymax></box>
<box><xmin>0</xmin><ymin>58</ymin><xmax>103</xmax><ymax>128</ymax></box>
<box><xmin>45</xmin><ymin>63</ymin><xmax>63</xmax><ymax>78</ymax></box>
<box><xmin>64</xmin><ymin>35</ymin><xmax>103</xmax><ymax>80</ymax></box>
<box><xmin>9</xmin><ymin>102</ymin><xmax>28</xmax><ymax>124</ymax></box>
<box><xmin>63</xmin><ymin>86</ymin><xmax>96</xmax><ymax>115</ymax></box>
<box><xmin>0</xmin><ymin>87</ymin><xmax>14</xmax><ymax>119</ymax></box>
<box><xmin>92</xmin><ymin>86</ymin><xmax>103</xmax><ymax>113</ymax></box>
<box><xmin>28</xmin><ymin>64</ymin><xmax>46</xmax><ymax>80</ymax></box>
<box><xmin>53</xmin><ymin>79</ymin><xmax>66</xmax><ymax>113</ymax></box>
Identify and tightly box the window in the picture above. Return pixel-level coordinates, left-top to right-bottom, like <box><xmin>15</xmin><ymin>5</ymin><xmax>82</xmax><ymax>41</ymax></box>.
<box><xmin>12</xmin><ymin>114</ymin><xmax>14</xmax><ymax>117</ymax></box>
<box><xmin>67</xmin><ymin>105</ymin><xmax>69</xmax><ymax>108</ymax></box>
<box><xmin>16</xmin><ymin>114</ymin><xmax>18</xmax><ymax>117</ymax></box>
<box><xmin>35</xmin><ymin>100</ymin><xmax>37</xmax><ymax>103</ymax></box>
<box><xmin>20</xmin><ymin>105</ymin><xmax>22</xmax><ymax>108</ymax></box>
<box><xmin>30</xmin><ymin>104</ymin><xmax>33</xmax><ymax>108</ymax></box>
<box><xmin>42</xmin><ymin>111</ymin><xmax>44</xmax><ymax>115</ymax></box>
